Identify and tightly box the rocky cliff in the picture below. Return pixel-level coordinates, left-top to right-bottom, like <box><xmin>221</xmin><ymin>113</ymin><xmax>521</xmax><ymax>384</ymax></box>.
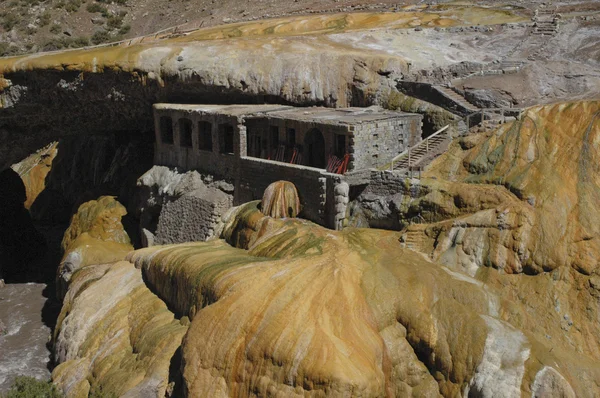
<box><xmin>2</xmin><ymin>3</ymin><xmax>599</xmax><ymax>169</ymax></box>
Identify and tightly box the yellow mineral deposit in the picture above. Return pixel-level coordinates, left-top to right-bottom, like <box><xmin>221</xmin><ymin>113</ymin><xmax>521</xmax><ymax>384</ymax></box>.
<box><xmin>0</xmin><ymin>6</ymin><xmax>524</xmax><ymax>76</ymax></box>
<box><xmin>260</xmin><ymin>180</ymin><xmax>301</xmax><ymax>218</ymax></box>
<box><xmin>57</xmin><ymin>196</ymin><xmax>133</xmax><ymax>297</ymax></box>
<box><xmin>10</xmin><ymin>142</ymin><xmax>58</xmax><ymax>209</ymax></box>
<box><xmin>53</xmin><ymin>202</ymin><xmax>598</xmax><ymax>396</ymax></box>
<box><xmin>413</xmin><ymin>101</ymin><xmax>600</xmax><ymax>276</ymax></box>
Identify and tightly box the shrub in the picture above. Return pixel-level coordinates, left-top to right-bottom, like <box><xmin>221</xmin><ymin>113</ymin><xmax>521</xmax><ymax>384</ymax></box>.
<box><xmin>39</xmin><ymin>11</ymin><xmax>51</xmax><ymax>26</ymax></box>
<box><xmin>1</xmin><ymin>13</ymin><xmax>21</xmax><ymax>31</ymax></box>
<box><xmin>42</xmin><ymin>38</ymin><xmax>65</xmax><ymax>51</ymax></box>
<box><xmin>86</xmin><ymin>3</ymin><xmax>106</xmax><ymax>13</ymax></box>
<box><xmin>118</xmin><ymin>23</ymin><xmax>130</xmax><ymax>35</ymax></box>
<box><xmin>69</xmin><ymin>36</ymin><xmax>89</xmax><ymax>47</ymax></box>
<box><xmin>381</xmin><ymin>89</ymin><xmax>404</xmax><ymax>111</ymax></box>
<box><xmin>64</xmin><ymin>0</ymin><xmax>82</xmax><ymax>13</ymax></box>
<box><xmin>90</xmin><ymin>29</ymin><xmax>110</xmax><ymax>44</ymax></box>
<box><xmin>106</xmin><ymin>15</ymin><xmax>123</xmax><ymax>29</ymax></box>
<box><xmin>54</xmin><ymin>0</ymin><xmax>65</xmax><ymax>8</ymax></box>
<box><xmin>1</xmin><ymin>376</ymin><xmax>63</xmax><ymax>398</ymax></box>
<box><xmin>49</xmin><ymin>23</ymin><xmax>61</xmax><ymax>34</ymax></box>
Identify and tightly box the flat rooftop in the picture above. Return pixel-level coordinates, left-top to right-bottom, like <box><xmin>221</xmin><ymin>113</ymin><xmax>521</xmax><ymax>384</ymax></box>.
<box><xmin>153</xmin><ymin>104</ymin><xmax>420</xmax><ymax>125</ymax></box>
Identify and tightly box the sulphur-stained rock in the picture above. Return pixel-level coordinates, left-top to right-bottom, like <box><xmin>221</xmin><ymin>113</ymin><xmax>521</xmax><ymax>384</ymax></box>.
<box><xmin>384</xmin><ymin>101</ymin><xmax>600</xmax><ymax>276</ymax></box>
<box><xmin>58</xmin><ymin>196</ymin><xmax>132</xmax><ymax>297</ymax></box>
<box><xmin>10</xmin><ymin>142</ymin><xmax>58</xmax><ymax>209</ymax></box>
<box><xmin>260</xmin><ymin>180</ymin><xmax>301</xmax><ymax>218</ymax></box>
<box><xmin>123</xmin><ymin>204</ymin><xmax>599</xmax><ymax>397</ymax></box>
<box><xmin>52</xmin><ymin>261</ymin><xmax>188</xmax><ymax>397</ymax></box>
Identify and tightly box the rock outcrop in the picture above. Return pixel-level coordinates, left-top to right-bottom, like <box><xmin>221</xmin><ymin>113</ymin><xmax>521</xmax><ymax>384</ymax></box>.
<box><xmin>123</xmin><ymin>203</ymin><xmax>598</xmax><ymax>396</ymax></box>
<box><xmin>260</xmin><ymin>180</ymin><xmax>301</xmax><ymax>218</ymax></box>
<box><xmin>388</xmin><ymin>101</ymin><xmax>600</xmax><ymax>276</ymax></box>
<box><xmin>58</xmin><ymin>196</ymin><xmax>133</xmax><ymax>297</ymax></box>
<box><xmin>133</xmin><ymin>166</ymin><xmax>233</xmax><ymax>246</ymax></box>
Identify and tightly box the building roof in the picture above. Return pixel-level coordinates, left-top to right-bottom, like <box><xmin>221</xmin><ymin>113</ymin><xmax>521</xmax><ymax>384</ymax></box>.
<box><xmin>263</xmin><ymin>106</ymin><xmax>420</xmax><ymax>125</ymax></box>
<box><xmin>153</xmin><ymin>104</ymin><xmax>420</xmax><ymax>125</ymax></box>
<box><xmin>153</xmin><ymin>104</ymin><xmax>291</xmax><ymax>118</ymax></box>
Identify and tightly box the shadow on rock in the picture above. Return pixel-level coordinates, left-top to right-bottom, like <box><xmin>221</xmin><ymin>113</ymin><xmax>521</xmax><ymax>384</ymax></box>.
<box><xmin>0</xmin><ymin>168</ymin><xmax>47</xmax><ymax>283</ymax></box>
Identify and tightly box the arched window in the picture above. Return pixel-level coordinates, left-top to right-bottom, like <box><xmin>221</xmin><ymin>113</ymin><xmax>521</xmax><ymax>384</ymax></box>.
<box><xmin>179</xmin><ymin>118</ymin><xmax>193</xmax><ymax>147</ymax></box>
<box><xmin>159</xmin><ymin>116</ymin><xmax>174</xmax><ymax>145</ymax></box>
<box><xmin>198</xmin><ymin>121</ymin><xmax>213</xmax><ymax>151</ymax></box>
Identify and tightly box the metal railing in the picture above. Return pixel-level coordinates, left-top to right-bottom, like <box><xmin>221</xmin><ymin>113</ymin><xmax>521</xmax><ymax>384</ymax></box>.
<box><xmin>465</xmin><ymin>107</ymin><xmax>524</xmax><ymax>129</ymax></box>
<box><xmin>384</xmin><ymin>124</ymin><xmax>449</xmax><ymax>171</ymax></box>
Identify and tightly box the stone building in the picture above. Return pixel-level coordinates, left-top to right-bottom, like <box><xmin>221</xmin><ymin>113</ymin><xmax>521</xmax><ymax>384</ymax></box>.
<box><xmin>153</xmin><ymin>104</ymin><xmax>422</xmax><ymax>229</ymax></box>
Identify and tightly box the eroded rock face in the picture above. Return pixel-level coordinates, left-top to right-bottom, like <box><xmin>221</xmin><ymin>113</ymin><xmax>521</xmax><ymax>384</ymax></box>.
<box><xmin>10</xmin><ymin>142</ymin><xmax>58</xmax><ymax>209</ymax></box>
<box><xmin>403</xmin><ymin>101</ymin><xmax>600</xmax><ymax>276</ymax></box>
<box><xmin>57</xmin><ymin>196</ymin><xmax>132</xmax><ymax>297</ymax></box>
<box><xmin>120</xmin><ymin>203</ymin><xmax>597</xmax><ymax>397</ymax></box>
<box><xmin>52</xmin><ymin>261</ymin><xmax>188</xmax><ymax>398</ymax></box>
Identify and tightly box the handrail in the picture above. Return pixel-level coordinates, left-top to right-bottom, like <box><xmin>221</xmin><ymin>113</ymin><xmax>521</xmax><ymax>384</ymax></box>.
<box><xmin>384</xmin><ymin>124</ymin><xmax>449</xmax><ymax>171</ymax></box>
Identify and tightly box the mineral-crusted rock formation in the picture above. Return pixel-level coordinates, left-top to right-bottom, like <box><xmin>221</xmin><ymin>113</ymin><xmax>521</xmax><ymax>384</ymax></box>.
<box><xmin>52</xmin><ymin>261</ymin><xmax>188</xmax><ymax>397</ymax></box>
<box><xmin>133</xmin><ymin>166</ymin><xmax>233</xmax><ymax>246</ymax></box>
<box><xmin>10</xmin><ymin>142</ymin><xmax>58</xmax><ymax>209</ymax></box>
<box><xmin>392</xmin><ymin>101</ymin><xmax>600</xmax><ymax>276</ymax></box>
<box><xmin>121</xmin><ymin>202</ymin><xmax>599</xmax><ymax>397</ymax></box>
<box><xmin>52</xmin><ymin>195</ymin><xmax>187</xmax><ymax>397</ymax></box>
<box><xmin>58</xmin><ymin>196</ymin><xmax>132</xmax><ymax>297</ymax></box>
<box><xmin>260</xmin><ymin>180</ymin><xmax>301</xmax><ymax>218</ymax></box>
<box><xmin>350</xmin><ymin>101</ymin><xmax>600</xmax><ymax>278</ymax></box>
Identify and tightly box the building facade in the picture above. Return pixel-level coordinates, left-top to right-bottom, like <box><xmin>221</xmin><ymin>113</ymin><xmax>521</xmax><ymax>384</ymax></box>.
<box><xmin>153</xmin><ymin>104</ymin><xmax>422</xmax><ymax>229</ymax></box>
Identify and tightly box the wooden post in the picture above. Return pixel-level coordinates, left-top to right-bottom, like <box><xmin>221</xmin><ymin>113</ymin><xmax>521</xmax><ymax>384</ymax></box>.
<box><xmin>408</xmin><ymin>148</ymin><xmax>411</xmax><ymax>168</ymax></box>
<box><xmin>426</xmin><ymin>138</ymin><xmax>429</xmax><ymax>153</ymax></box>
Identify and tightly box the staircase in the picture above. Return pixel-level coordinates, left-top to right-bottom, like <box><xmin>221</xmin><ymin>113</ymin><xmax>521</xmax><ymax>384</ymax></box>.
<box><xmin>532</xmin><ymin>9</ymin><xmax>559</xmax><ymax>35</ymax></box>
<box><xmin>401</xmin><ymin>224</ymin><xmax>428</xmax><ymax>253</ymax></box>
<box><xmin>388</xmin><ymin>125</ymin><xmax>451</xmax><ymax>171</ymax></box>
<box><xmin>434</xmin><ymin>85</ymin><xmax>479</xmax><ymax>114</ymax></box>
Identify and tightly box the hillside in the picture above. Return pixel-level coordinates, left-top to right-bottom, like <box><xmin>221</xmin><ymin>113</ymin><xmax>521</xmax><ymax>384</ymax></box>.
<box><xmin>0</xmin><ymin>0</ymin><xmax>416</xmax><ymax>56</ymax></box>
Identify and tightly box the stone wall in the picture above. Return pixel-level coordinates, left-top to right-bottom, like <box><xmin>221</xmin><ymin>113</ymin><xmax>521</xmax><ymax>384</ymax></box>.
<box><xmin>134</xmin><ymin>166</ymin><xmax>234</xmax><ymax>246</ymax></box>
<box><xmin>235</xmin><ymin>157</ymin><xmax>343</xmax><ymax>228</ymax></box>
<box><xmin>153</xmin><ymin>108</ymin><xmax>241</xmax><ymax>179</ymax></box>
<box><xmin>245</xmin><ymin>118</ymin><xmax>349</xmax><ymax>167</ymax></box>
<box><xmin>153</xmin><ymin>106</ymin><xmax>422</xmax><ymax>231</ymax></box>
<box><xmin>350</xmin><ymin>116</ymin><xmax>422</xmax><ymax>170</ymax></box>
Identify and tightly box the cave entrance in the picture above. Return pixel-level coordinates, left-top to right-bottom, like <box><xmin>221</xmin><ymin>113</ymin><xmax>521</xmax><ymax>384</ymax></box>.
<box><xmin>304</xmin><ymin>128</ymin><xmax>325</xmax><ymax>168</ymax></box>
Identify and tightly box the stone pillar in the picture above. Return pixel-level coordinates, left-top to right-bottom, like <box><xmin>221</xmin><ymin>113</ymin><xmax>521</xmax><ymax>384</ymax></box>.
<box><xmin>236</xmin><ymin>123</ymin><xmax>247</xmax><ymax>158</ymax></box>
<box><xmin>333</xmin><ymin>181</ymin><xmax>350</xmax><ymax>230</ymax></box>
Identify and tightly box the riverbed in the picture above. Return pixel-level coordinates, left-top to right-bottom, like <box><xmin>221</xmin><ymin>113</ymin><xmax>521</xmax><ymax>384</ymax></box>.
<box><xmin>0</xmin><ymin>283</ymin><xmax>52</xmax><ymax>391</ymax></box>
